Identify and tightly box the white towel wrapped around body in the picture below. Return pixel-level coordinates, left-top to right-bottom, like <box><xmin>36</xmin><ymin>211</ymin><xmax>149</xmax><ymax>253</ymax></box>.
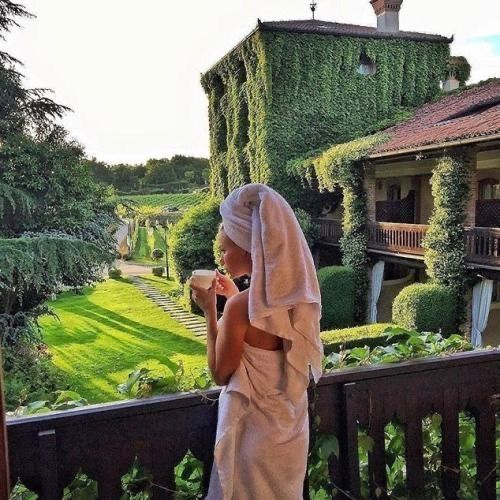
<box><xmin>220</xmin><ymin>183</ymin><xmax>323</xmax><ymax>402</ymax></box>
<box><xmin>206</xmin><ymin>184</ymin><xmax>322</xmax><ymax>499</ymax></box>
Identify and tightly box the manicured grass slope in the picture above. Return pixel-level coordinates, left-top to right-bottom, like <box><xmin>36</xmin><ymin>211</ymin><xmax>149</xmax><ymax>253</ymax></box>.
<box><xmin>41</xmin><ymin>278</ymin><xmax>206</xmax><ymax>403</ymax></box>
<box><xmin>130</xmin><ymin>227</ymin><xmax>168</xmax><ymax>265</ymax></box>
<box><xmin>117</xmin><ymin>193</ymin><xmax>207</xmax><ymax>217</ymax></box>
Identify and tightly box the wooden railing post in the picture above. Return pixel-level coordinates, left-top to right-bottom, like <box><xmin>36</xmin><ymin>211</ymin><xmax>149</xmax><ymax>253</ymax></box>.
<box><xmin>0</xmin><ymin>347</ymin><xmax>10</xmax><ymax>499</ymax></box>
<box><xmin>38</xmin><ymin>429</ymin><xmax>60</xmax><ymax>499</ymax></box>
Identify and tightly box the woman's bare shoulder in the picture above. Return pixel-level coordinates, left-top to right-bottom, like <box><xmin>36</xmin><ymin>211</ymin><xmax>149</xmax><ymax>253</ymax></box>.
<box><xmin>225</xmin><ymin>289</ymin><xmax>249</xmax><ymax>319</ymax></box>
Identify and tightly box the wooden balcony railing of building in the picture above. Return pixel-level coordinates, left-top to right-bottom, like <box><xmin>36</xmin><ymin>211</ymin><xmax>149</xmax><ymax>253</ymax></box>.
<box><xmin>6</xmin><ymin>350</ymin><xmax>499</xmax><ymax>499</ymax></box>
<box><xmin>316</xmin><ymin>218</ymin><xmax>343</xmax><ymax>245</ymax></box>
<box><xmin>466</xmin><ymin>227</ymin><xmax>500</xmax><ymax>266</ymax></box>
<box><xmin>367</xmin><ymin>221</ymin><xmax>428</xmax><ymax>256</ymax></box>
<box><xmin>314</xmin><ymin>219</ymin><xmax>500</xmax><ymax>266</ymax></box>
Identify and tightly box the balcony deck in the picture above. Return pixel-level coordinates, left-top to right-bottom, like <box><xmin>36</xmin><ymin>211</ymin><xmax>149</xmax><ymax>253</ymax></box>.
<box><xmin>315</xmin><ymin>219</ymin><xmax>500</xmax><ymax>267</ymax></box>
<box><xmin>6</xmin><ymin>350</ymin><xmax>500</xmax><ymax>499</ymax></box>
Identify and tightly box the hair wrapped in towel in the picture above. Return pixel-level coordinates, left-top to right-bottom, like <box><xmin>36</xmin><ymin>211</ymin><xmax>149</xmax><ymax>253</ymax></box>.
<box><xmin>220</xmin><ymin>183</ymin><xmax>322</xmax><ymax>403</ymax></box>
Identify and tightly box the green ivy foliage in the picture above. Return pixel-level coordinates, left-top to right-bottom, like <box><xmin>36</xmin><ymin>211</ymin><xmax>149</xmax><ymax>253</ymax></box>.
<box><xmin>292</xmin><ymin>134</ymin><xmax>388</xmax><ymax>323</ymax></box>
<box><xmin>448</xmin><ymin>56</ymin><xmax>471</xmax><ymax>85</ymax></box>
<box><xmin>202</xmin><ymin>28</ymin><xmax>449</xmax><ymax>201</ymax></box>
<box><xmin>422</xmin><ymin>152</ymin><xmax>470</xmax><ymax>326</ymax></box>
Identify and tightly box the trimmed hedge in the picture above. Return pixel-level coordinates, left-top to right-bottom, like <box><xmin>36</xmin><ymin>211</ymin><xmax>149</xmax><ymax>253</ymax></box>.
<box><xmin>169</xmin><ymin>198</ymin><xmax>220</xmax><ymax>283</ymax></box>
<box><xmin>108</xmin><ymin>269</ymin><xmax>122</xmax><ymax>279</ymax></box>
<box><xmin>392</xmin><ymin>283</ymin><xmax>457</xmax><ymax>335</ymax></box>
<box><xmin>317</xmin><ymin>266</ymin><xmax>355</xmax><ymax>330</ymax></box>
<box><xmin>152</xmin><ymin>266</ymin><xmax>164</xmax><ymax>277</ymax></box>
<box><xmin>321</xmin><ymin>323</ymin><xmax>401</xmax><ymax>354</ymax></box>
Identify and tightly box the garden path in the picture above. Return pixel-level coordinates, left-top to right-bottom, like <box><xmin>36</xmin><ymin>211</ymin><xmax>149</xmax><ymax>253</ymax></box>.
<box><xmin>129</xmin><ymin>276</ymin><xmax>207</xmax><ymax>337</ymax></box>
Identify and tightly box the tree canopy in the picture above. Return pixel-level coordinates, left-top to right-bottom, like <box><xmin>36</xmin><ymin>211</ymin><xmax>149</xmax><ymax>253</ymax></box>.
<box><xmin>0</xmin><ymin>0</ymin><xmax>116</xmax><ymax>349</ymax></box>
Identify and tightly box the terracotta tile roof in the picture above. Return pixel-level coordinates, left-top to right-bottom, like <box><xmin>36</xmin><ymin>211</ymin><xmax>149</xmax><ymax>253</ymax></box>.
<box><xmin>372</xmin><ymin>80</ymin><xmax>500</xmax><ymax>156</ymax></box>
<box><xmin>259</xmin><ymin>19</ymin><xmax>452</xmax><ymax>44</ymax></box>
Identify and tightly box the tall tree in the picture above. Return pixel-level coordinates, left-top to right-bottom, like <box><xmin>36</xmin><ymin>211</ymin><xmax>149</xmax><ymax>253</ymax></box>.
<box><xmin>0</xmin><ymin>1</ymin><xmax>116</xmax><ymax>353</ymax></box>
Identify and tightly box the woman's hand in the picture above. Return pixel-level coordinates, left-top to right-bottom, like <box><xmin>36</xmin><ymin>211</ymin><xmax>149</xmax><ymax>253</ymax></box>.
<box><xmin>214</xmin><ymin>269</ymin><xmax>239</xmax><ymax>299</ymax></box>
<box><xmin>190</xmin><ymin>278</ymin><xmax>216</xmax><ymax>315</ymax></box>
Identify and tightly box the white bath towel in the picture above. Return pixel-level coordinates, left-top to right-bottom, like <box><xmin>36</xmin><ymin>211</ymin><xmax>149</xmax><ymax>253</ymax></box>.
<box><xmin>219</xmin><ymin>183</ymin><xmax>323</xmax><ymax>403</ymax></box>
<box><xmin>206</xmin><ymin>342</ymin><xmax>308</xmax><ymax>500</ymax></box>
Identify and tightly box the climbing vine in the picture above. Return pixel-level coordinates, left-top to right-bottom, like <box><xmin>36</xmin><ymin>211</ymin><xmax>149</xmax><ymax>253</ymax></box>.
<box><xmin>290</xmin><ymin>134</ymin><xmax>388</xmax><ymax>323</ymax></box>
<box><xmin>422</xmin><ymin>151</ymin><xmax>471</xmax><ymax>327</ymax></box>
<box><xmin>202</xmin><ymin>26</ymin><xmax>450</xmax><ymax>203</ymax></box>
<box><xmin>448</xmin><ymin>56</ymin><xmax>471</xmax><ymax>86</ymax></box>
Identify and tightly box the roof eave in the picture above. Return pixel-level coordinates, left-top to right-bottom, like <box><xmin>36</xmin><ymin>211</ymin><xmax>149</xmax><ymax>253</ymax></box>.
<box><xmin>369</xmin><ymin>133</ymin><xmax>500</xmax><ymax>160</ymax></box>
<box><xmin>259</xmin><ymin>22</ymin><xmax>453</xmax><ymax>44</ymax></box>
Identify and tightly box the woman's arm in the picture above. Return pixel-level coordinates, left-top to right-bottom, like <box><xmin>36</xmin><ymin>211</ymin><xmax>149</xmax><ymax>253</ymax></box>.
<box><xmin>190</xmin><ymin>282</ymin><xmax>248</xmax><ymax>386</ymax></box>
<box><xmin>211</xmin><ymin>294</ymin><xmax>248</xmax><ymax>385</ymax></box>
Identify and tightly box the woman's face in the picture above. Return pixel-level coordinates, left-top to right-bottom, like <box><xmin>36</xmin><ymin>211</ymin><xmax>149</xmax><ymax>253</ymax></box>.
<box><xmin>217</xmin><ymin>229</ymin><xmax>252</xmax><ymax>278</ymax></box>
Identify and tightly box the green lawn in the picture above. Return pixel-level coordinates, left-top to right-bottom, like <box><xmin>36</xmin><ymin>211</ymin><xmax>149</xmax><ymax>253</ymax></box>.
<box><xmin>41</xmin><ymin>277</ymin><xmax>206</xmax><ymax>404</ymax></box>
<box><xmin>130</xmin><ymin>227</ymin><xmax>169</xmax><ymax>265</ymax></box>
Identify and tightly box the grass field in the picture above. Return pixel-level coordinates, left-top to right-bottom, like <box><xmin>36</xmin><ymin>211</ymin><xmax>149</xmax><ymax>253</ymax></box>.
<box><xmin>116</xmin><ymin>192</ymin><xmax>207</xmax><ymax>218</ymax></box>
<box><xmin>40</xmin><ymin>278</ymin><xmax>206</xmax><ymax>404</ymax></box>
<box><xmin>130</xmin><ymin>226</ymin><xmax>168</xmax><ymax>265</ymax></box>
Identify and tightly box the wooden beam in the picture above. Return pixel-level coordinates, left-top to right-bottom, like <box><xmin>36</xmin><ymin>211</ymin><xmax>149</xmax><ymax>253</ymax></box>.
<box><xmin>0</xmin><ymin>347</ymin><xmax>10</xmax><ymax>497</ymax></box>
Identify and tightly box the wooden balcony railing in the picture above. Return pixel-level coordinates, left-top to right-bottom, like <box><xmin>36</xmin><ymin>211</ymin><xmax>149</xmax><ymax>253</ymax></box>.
<box><xmin>314</xmin><ymin>219</ymin><xmax>500</xmax><ymax>266</ymax></box>
<box><xmin>315</xmin><ymin>218</ymin><xmax>343</xmax><ymax>245</ymax></box>
<box><xmin>466</xmin><ymin>227</ymin><xmax>500</xmax><ymax>266</ymax></box>
<box><xmin>367</xmin><ymin>221</ymin><xmax>428</xmax><ymax>256</ymax></box>
<box><xmin>6</xmin><ymin>351</ymin><xmax>500</xmax><ymax>499</ymax></box>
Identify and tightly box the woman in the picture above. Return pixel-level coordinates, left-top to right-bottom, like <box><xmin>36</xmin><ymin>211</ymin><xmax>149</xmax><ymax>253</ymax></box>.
<box><xmin>190</xmin><ymin>183</ymin><xmax>322</xmax><ymax>500</ymax></box>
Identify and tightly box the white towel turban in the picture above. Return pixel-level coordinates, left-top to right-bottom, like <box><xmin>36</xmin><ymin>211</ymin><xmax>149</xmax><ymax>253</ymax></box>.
<box><xmin>220</xmin><ymin>183</ymin><xmax>323</xmax><ymax>403</ymax></box>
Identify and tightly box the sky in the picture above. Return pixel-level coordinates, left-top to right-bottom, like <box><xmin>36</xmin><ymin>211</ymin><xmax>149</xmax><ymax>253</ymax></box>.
<box><xmin>4</xmin><ymin>0</ymin><xmax>500</xmax><ymax>165</ymax></box>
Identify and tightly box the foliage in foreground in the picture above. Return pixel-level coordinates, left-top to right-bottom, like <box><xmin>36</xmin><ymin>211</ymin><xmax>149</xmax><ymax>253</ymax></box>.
<box><xmin>322</xmin><ymin>327</ymin><xmax>472</xmax><ymax>371</ymax></box>
<box><xmin>311</xmin><ymin>326</ymin><xmax>480</xmax><ymax>499</ymax></box>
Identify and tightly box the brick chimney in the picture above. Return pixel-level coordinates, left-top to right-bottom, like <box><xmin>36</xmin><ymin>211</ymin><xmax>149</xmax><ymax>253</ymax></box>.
<box><xmin>370</xmin><ymin>0</ymin><xmax>403</xmax><ymax>33</ymax></box>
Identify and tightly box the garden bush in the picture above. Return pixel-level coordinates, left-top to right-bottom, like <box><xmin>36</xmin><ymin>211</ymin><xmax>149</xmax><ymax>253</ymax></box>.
<box><xmin>321</xmin><ymin>323</ymin><xmax>403</xmax><ymax>354</ymax></box>
<box><xmin>108</xmin><ymin>268</ymin><xmax>122</xmax><ymax>279</ymax></box>
<box><xmin>392</xmin><ymin>283</ymin><xmax>457</xmax><ymax>335</ymax></box>
<box><xmin>3</xmin><ymin>344</ymin><xmax>67</xmax><ymax>411</ymax></box>
<box><xmin>169</xmin><ymin>198</ymin><xmax>220</xmax><ymax>283</ymax></box>
<box><xmin>317</xmin><ymin>266</ymin><xmax>355</xmax><ymax>330</ymax></box>
<box><xmin>151</xmin><ymin>248</ymin><xmax>164</xmax><ymax>261</ymax></box>
<box><xmin>152</xmin><ymin>266</ymin><xmax>164</xmax><ymax>277</ymax></box>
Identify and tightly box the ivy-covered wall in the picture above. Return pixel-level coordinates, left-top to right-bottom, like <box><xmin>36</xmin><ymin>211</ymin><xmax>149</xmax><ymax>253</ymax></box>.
<box><xmin>202</xmin><ymin>27</ymin><xmax>450</xmax><ymax>202</ymax></box>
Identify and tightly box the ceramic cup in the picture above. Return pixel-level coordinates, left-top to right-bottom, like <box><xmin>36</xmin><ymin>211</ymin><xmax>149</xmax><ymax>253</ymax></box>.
<box><xmin>191</xmin><ymin>269</ymin><xmax>216</xmax><ymax>289</ymax></box>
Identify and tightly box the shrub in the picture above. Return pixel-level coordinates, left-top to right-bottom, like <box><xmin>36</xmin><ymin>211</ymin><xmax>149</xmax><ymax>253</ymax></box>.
<box><xmin>294</xmin><ymin>208</ymin><xmax>319</xmax><ymax>248</ymax></box>
<box><xmin>108</xmin><ymin>268</ymin><xmax>122</xmax><ymax>279</ymax></box>
<box><xmin>151</xmin><ymin>248</ymin><xmax>164</xmax><ymax>261</ymax></box>
<box><xmin>392</xmin><ymin>283</ymin><xmax>457</xmax><ymax>335</ymax></box>
<box><xmin>317</xmin><ymin>266</ymin><xmax>355</xmax><ymax>330</ymax></box>
<box><xmin>169</xmin><ymin>198</ymin><xmax>220</xmax><ymax>283</ymax></box>
<box><xmin>152</xmin><ymin>266</ymin><xmax>164</xmax><ymax>277</ymax></box>
<box><xmin>3</xmin><ymin>344</ymin><xmax>67</xmax><ymax>411</ymax></box>
<box><xmin>321</xmin><ymin>323</ymin><xmax>403</xmax><ymax>354</ymax></box>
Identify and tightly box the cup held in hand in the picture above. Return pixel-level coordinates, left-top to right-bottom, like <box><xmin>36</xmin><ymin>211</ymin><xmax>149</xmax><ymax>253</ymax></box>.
<box><xmin>191</xmin><ymin>270</ymin><xmax>215</xmax><ymax>289</ymax></box>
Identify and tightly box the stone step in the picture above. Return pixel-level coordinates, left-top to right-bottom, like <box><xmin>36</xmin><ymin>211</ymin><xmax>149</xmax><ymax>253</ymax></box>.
<box><xmin>178</xmin><ymin>317</ymin><xmax>204</xmax><ymax>323</ymax></box>
<box><xmin>131</xmin><ymin>280</ymin><xmax>206</xmax><ymax>338</ymax></box>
